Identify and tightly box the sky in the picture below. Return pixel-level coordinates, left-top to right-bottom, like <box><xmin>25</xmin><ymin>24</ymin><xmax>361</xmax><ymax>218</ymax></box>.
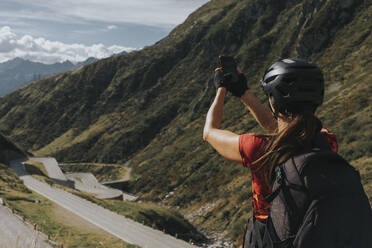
<box><xmin>0</xmin><ymin>0</ymin><xmax>209</xmax><ymax>64</ymax></box>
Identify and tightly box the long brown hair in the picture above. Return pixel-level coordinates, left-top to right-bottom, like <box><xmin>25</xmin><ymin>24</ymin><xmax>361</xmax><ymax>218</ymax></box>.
<box><xmin>252</xmin><ymin>112</ymin><xmax>322</xmax><ymax>186</ymax></box>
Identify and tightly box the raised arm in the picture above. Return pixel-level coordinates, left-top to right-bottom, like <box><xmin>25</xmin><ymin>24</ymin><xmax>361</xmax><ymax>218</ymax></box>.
<box><xmin>240</xmin><ymin>90</ymin><xmax>277</xmax><ymax>133</ymax></box>
<box><xmin>203</xmin><ymin>88</ymin><xmax>242</xmax><ymax>163</ymax></box>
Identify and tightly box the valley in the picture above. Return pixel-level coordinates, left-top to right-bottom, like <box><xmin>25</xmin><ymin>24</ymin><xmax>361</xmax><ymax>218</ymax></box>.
<box><xmin>11</xmin><ymin>157</ymin><xmax>196</xmax><ymax>248</ymax></box>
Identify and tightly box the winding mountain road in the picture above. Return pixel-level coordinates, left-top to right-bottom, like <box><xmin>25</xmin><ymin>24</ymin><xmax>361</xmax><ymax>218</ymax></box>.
<box><xmin>65</xmin><ymin>172</ymin><xmax>123</xmax><ymax>199</ymax></box>
<box><xmin>10</xmin><ymin>158</ymin><xmax>196</xmax><ymax>248</ymax></box>
<box><xmin>28</xmin><ymin>157</ymin><xmax>67</xmax><ymax>182</ymax></box>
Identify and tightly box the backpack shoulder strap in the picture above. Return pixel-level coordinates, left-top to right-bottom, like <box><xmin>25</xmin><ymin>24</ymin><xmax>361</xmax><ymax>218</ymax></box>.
<box><xmin>266</xmin><ymin>159</ymin><xmax>309</xmax><ymax>228</ymax></box>
<box><xmin>265</xmin><ymin>156</ymin><xmax>309</xmax><ymax>204</ymax></box>
<box><xmin>265</xmin><ymin>151</ymin><xmax>318</xmax><ymax>241</ymax></box>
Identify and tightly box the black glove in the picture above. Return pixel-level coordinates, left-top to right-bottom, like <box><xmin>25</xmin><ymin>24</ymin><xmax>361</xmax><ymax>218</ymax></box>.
<box><xmin>215</xmin><ymin>55</ymin><xmax>248</xmax><ymax>97</ymax></box>
<box><xmin>228</xmin><ymin>73</ymin><xmax>248</xmax><ymax>97</ymax></box>
<box><xmin>213</xmin><ymin>68</ymin><xmax>228</xmax><ymax>89</ymax></box>
<box><xmin>213</xmin><ymin>68</ymin><xmax>248</xmax><ymax>96</ymax></box>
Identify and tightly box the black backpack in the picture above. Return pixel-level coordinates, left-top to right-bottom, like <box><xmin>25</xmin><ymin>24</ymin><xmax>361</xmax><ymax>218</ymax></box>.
<box><xmin>243</xmin><ymin>148</ymin><xmax>372</xmax><ymax>248</ymax></box>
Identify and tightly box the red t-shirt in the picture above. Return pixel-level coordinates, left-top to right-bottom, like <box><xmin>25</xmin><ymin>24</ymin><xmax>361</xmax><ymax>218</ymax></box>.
<box><xmin>239</xmin><ymin>128</ymin><xmax>338</xmax><ymax>220</ymax></box>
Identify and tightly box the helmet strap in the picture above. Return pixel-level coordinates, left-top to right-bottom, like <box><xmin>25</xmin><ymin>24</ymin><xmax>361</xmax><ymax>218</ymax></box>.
<box><xmin>268</xmin><ymin>101</ymin><xmax>278</xmax><ymax>120</ymax></box>
<box><xmin>273</xmin><ymin>111</ymin><xmax>279</xmax><ymax>120</ymax></box>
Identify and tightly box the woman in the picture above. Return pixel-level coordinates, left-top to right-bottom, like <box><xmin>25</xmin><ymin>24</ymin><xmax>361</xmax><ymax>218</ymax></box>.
<box><xmin>203</xmin><ymin>58</ymin><xmax>338</xmax><ymax>245</ymax></box>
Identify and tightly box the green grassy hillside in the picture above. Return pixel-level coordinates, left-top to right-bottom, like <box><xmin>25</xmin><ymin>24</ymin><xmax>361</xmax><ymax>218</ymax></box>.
<box><xmin>0</xmin><ymin>0</ymin><xmax>370</xmax><ymax>245</ymax></box>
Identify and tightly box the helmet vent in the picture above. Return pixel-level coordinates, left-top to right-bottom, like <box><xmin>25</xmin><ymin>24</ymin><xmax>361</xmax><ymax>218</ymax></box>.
<box><xmin>282</xmin><ymin>59</ymin><xmax>295</xmax><ymax>63</ymax></box>
<box><xmin>265</xmin><ymin>75</ymin><xmax>278</xmax><ymax>83</ymax></box>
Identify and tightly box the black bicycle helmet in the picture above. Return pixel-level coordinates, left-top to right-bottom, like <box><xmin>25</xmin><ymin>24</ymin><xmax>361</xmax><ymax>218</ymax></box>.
<box><xmin>260</xmin><ymin>58</ymin><xmax>324</xmax><ymax>115</ymax></box>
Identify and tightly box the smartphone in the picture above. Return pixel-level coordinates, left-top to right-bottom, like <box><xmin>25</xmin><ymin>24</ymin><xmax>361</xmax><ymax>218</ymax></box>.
<box><xmin>219</xmin><ymin>56</ymin><xmax>239</xmax><ymax>82</ymax></box>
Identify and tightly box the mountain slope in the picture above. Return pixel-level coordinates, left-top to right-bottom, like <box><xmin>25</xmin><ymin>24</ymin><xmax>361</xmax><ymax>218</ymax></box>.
<box><xmin>0</xmin><ymin>0</ymin><xmax>370</xmax><ymax>245</ymax></box>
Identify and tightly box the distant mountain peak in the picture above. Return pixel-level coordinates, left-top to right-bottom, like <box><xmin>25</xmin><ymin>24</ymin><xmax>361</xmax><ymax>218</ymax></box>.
<box><xmin>0</xmin><ymin>56</ymin><xmax>98</xmax><ymax>96</ymax></box>
<box><xmin>12</xmin><ymin>57</ymin><xmax>26</xmax><ymax>62</ymax></box>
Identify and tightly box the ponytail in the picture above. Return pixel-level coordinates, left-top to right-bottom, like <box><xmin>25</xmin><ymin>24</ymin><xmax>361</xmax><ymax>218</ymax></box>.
<box><xmin>252</xmin><ymin>112</ymin><xmax>322</xmax><ymax>185</ymax></box>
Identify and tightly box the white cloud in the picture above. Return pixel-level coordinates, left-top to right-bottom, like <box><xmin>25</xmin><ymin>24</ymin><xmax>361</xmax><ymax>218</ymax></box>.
<box><xmin>0</xmin><ymin>26</ymin><xmax>134</xmax><ymax>64</ymax></box>
<box><xmin>107</xmin><ymin>25</ymin><xmax>118</xmax><ymax>30</ymax></box>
